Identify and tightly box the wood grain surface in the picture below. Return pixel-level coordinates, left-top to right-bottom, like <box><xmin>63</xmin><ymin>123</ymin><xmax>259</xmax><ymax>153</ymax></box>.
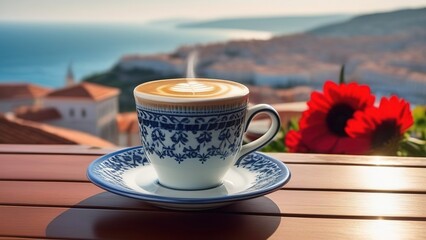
<box><xmin>1</xmin><ymin>145</ymin><xmax>425</xmax><ymax>239</ymax></box>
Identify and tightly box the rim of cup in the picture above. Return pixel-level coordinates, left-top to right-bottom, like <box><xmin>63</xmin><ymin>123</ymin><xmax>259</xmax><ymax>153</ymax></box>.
<box><xmin>134</xmin><ymin>78</ymin><xmax>250</xmax><ymax>105</ymax></box>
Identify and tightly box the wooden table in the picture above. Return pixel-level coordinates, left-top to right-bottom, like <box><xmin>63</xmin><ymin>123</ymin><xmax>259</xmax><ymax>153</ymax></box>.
<box><xmin>1</xmin><ymin>144</ymin><xmax>426</xmax><ymax>239</ymax></box>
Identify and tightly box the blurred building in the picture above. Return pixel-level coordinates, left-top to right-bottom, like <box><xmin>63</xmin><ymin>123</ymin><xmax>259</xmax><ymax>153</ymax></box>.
<box><xmin>0</xmin><ymin>83</ymin><xmax>51</xmax><ymax>113</ymax></box>
<box><xmin>116</xmin><ymin>112</ymin><xmax>140</xmax><ymax>146</ymax></box>
<box><xmin>0</xmin><ymin>114</ymin><xmax>115</xmax><ymax>147</ymax></box>
<box><xmin>0</xmin><ymin>80</ymin><xmax>121</xmax><ymax>144</ymax></box>
<box><xmin>42</xmin><ymin>82</ymin><xmax>120</xmax><ymax>144</ymax></box>
<box><xmin>14</xmin><ymin>106</ymin><xmax>62</xmax><ymax>122</ymax></box>
<box><xmin>248</xmin><ymin>85</ymin><xmax>312</xmax><ymax>104</ymax></box>
<box><xmin>65</xmin><ymin>63</ymin><xmax>76</xmax><ymax>87</ymax></box>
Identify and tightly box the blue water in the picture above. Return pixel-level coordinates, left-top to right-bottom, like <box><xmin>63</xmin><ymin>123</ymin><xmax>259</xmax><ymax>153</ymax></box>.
<box><xmin>0</xmin><ymin>22</ymin><xmax>271</xmax><ymax>87</ymax></box>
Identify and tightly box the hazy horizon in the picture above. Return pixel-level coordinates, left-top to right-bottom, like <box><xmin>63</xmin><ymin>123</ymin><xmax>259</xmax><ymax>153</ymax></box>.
<box><xmin>0</xmin><ymin>0</ymin><xmax>424</xmax><ymax>23</ymax></box>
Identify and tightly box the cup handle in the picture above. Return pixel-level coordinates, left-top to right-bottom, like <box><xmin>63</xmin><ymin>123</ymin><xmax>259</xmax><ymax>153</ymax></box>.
<box><xmin>236</xmin><ymin>104</ymin><xmax>281</xmax><ymax>160</ymax></box>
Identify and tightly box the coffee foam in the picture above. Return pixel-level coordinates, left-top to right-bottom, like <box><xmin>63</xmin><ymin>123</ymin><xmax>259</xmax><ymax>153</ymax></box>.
<box><xmin>134</xmin><ymin>79</ymin><xmax>249</xmax><ymax>104</ymax></box>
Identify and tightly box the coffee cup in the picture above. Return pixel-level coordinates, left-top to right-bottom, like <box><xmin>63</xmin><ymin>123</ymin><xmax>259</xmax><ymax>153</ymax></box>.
<box><xmin>134</xmin><ymin>78</ymin><xmax>280</xmax><ymax>190</ymax></box>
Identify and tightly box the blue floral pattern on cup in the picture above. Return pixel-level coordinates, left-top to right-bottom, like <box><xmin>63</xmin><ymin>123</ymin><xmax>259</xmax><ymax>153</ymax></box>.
<box><xmin>137</xmin><ymin>105</ymin><xmax>247</xmax><ymax>164</ymax></box>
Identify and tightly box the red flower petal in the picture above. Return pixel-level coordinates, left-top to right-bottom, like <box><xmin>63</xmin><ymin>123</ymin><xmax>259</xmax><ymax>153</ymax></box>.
<box><xmin>308</xmin><ymin>91</ymin><xmax>331</xmax><ymax>111</ymax></box>
<box><xmin>331</xmin><ymin>136</ymin><xmax>370</xmax><ymax>154</ymax></box>
<box><xmin>285</xmin><ymin>130</ymin><xmax>308</xmax><ymax>153</ymax></box>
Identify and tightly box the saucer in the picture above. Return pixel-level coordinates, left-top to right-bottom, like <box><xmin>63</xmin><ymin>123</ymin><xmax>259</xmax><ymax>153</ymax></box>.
<box><xmin>87</xmin><ymin>146</ymin><xmax>291</xmax><ymax>210</ymax></box>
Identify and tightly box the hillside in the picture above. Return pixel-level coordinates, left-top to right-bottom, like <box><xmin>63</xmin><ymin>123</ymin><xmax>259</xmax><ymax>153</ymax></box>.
<box><xmin>179</xmin><ymin>15</ymin><xmax>351</xmax><ymax>34</ymax></box>
<box><xmin>84</xmin><ymin>7</ymin><xmax>426</xmax><ymax>112</ymax></box>
<box><xmin>310</xmin><ymin>7</ymin><xmax>426</xmax><ymax>36</ymax></box>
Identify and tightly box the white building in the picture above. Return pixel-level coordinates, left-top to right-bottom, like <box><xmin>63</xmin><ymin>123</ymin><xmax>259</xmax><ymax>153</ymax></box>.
<box><xmin>42</xmin><ymin>82</ymin><xmax>120</xmax><ymax>143</ymax></box>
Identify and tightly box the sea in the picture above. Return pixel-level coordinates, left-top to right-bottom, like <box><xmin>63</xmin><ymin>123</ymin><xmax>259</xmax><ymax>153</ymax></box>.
<box><xmin>0</xmin><ymin>22</ymin><xmax>272</xmax><ymax>88</ymax></box>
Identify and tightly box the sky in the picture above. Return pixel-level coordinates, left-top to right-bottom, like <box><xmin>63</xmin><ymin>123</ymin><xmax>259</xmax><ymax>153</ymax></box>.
<box><xmin>0</xmin><ymin>0</ymin><xmax>425</xmax><ymax>23</ymax></box>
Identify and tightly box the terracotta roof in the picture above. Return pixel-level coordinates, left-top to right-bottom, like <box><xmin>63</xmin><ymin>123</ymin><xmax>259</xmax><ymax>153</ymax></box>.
<box><xmin>0</xmin><ymin>115</ymin><xmax>115</xmax><ymax>147</ymax></box>
<box><xmin>116</xmin><ymin>112</ymin><xmax>139</xmax><ymax>133</ymax></box>
<box><xmin>14</xmin><ymin>106</ymin><xmax>62</xmax><ymax>122</ymax></box>
<box><xmin>0</xmin><ymin>83</ymin><xmax>51</xmax><ymax>100</ymax></box>
<box><xmin>45</xmin><ymin>82</ymin><xmax>120</xmax><ymax>101</ymax></box>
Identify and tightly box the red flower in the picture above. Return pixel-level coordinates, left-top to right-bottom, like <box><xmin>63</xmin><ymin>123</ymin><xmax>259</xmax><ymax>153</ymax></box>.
<box><xmin>296</xmin><ymin>81</ymin><xmax>375</xmax><ymax>154</ymax></box>
<box><xmin>285</xmin><ymin>130</ymin><xmax>309</xmax><ymax>153</ymax></box>
<box><xmin>346</xmin><ymin>96</ymin><xmax>414</xmax><ymax>154</ymax></box>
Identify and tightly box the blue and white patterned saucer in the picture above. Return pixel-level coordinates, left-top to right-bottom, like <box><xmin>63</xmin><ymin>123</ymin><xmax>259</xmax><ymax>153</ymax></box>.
<box><xmin>87</xmin><ymin>146</ymin><xmax>291</xmax><ymax>210</ymax></box>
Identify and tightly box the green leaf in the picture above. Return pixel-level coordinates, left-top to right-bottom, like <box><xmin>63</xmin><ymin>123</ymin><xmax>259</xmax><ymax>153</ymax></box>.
<box><xmin>287</xmin><ymin>118</ymin><xmax>299</xmax><ymax>131</ymax></box>
<box><xmin>261</xmin><ymin>128</ymin><xmax>286</xmax><ymax>152</ymax></box>
<box><xmin>399</xmin><ymin>137</ymin><xmax>426</xmax><ymax>157</ymax></box>
<box><xmin>409</xmin><ymin>106</ymin><xmax>426</xmax><ymax>141</ymax></box>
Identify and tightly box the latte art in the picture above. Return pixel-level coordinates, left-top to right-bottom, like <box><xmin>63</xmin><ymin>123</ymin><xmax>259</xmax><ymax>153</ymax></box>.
<box><xmin>135</xmin><ymin>79</ymin><xmax>249</xmax><ymax>103</ymax></box>
<box><xmin>169</xmin><ymin>82</ymin><xmax>215</xmax><ymax>94</ymax></box>
<box><xmin>157</xmin><ymin>81</ymin><xmax>230</xmax><ymax>98</ymax></box>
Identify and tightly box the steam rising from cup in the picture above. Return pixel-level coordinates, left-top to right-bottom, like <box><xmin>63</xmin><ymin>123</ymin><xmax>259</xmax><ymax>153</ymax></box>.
<box><xmin>184</xmin><ymin>50</ymin><xmax>199</xmax><ymax>94</ymax></box>
<box><xmin>186</xmin><ymin>50</ymin><xmax>198</xmax><ymax>79</ymax></box>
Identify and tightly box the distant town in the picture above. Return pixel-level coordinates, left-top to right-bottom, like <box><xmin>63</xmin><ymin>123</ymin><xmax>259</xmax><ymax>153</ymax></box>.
<box><xmin>113</xmin><ymin>30</ymin><xmax>425</xmax><ymax>105</ymax></box>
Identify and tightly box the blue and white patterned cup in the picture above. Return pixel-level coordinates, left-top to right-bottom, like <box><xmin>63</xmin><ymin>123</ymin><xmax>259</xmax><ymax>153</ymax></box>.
<box><xmin>134</xmin><ymin>78</ymin><xmax>280</xmax><ymax>190</ymax></box>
